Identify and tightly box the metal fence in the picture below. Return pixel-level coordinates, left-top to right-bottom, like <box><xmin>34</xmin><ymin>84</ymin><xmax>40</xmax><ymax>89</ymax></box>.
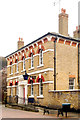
<box><xmin>6</xmin><ymin>96</ymin><xmax>39</xmax><ymax>106</ymax></box>
<box><xmin>6</xmin><ymin>96</ymin><xmax>18</xmax><ymax>105</ymax></box>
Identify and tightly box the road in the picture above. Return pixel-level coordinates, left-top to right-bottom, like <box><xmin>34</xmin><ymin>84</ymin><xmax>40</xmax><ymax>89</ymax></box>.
<box><xmin>1</xmin><ymin>104</ymin><xmax>55</xmax><ymax>119</ymax></box>
<box><xmin>0</xmin><ymin>104</ymin><xmax>80</xmax><ymax>119</ymax></box>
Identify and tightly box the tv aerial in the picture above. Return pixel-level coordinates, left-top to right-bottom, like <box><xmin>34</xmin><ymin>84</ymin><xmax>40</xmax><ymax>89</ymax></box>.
<box><xmin>53</xmin><ymin>0</ymin><xmax>61</xmax><ymax>13</ymax></box>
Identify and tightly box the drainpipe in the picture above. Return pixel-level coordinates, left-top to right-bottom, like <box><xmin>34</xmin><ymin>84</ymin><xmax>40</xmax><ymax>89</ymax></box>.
<box><xmin>54</xmin><ymin>37</ymin><xmax>57</xmax><ymax>90</ymax></box>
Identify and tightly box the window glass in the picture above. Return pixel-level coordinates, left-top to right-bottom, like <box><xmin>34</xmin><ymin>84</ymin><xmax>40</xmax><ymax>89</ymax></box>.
<box><xmin>31</xmin><ymin>81</ymin><xmax>33</xmax><ymax>96</ymax></box>
<box><xmin>16</xmin><ymin>59</ymin><xmax>18</xmax><ymax>72</ymax></box>
<box><xmin>11</xmin><ymin>87</ymin><xmax>13</xmax><ymax>96</ymax></box>
<box><xmin>39</xmin><ymin>79</ymin><xmax>43</xmax><ymax>95</ymax></box>
<box><xmin>10</xmin><ymin>62</ymin><xmax>13</xmax><ymax>74</ymax></box>
<box><xmin>23</xmin><ymin>56</ymin><xmax>25</xmax><ymax>70</ymax></box>
<box><xmin>31</xmin><ymin>53</ymin><xmax>33</xmax><ymax>68</ymax></box>
<box><xmin>16</xmin><ymin>86</ymin><xmax>18</xmax><ymax>96</ymax></box>
<box><xmin>39</xmin><ymin>49</ymin><xmax>43</xmax><ymax>65</ymax></box>
<box><xmin>69</xmin><ymin>78</ymin><xmax>74</xmax><ymax>89</ymax></box>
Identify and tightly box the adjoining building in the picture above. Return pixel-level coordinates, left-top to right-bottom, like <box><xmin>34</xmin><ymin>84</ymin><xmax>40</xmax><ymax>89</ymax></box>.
<box><xmin>0</xmin><ymin>57</ymin><xmax>7</xmax><ymax>103</ymax></box>
<box><xmin>5</xmin><ymin>8</ymin><xmax>80</xmax><ymax>110</ymax></box>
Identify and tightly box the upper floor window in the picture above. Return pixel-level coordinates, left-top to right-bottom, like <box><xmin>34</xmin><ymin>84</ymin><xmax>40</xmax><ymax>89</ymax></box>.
<box><xmin>22</xmin><ymin>56</ymin><xmax>25</xmax><ymax>70</ymax></box>
<box><xmin>69</xmin><ymin>78</ymin><xmax>75</xmax><ymax>89</ymax></box>
<box><xmin>10</xmin><ymin>62</ymin><xmax>13</xmax><ymax>74</ymax></box>
<box><xmin>31</xmin><ymin>53</ymin><xmax>34</xmax><ymax>68</ymax></box>
<box><xmin>39</xmin><ymin>49</ymin><xmax>43</xmax><ymax>65</ymax></box>
<box><xmin>16</xmin><ymin>59</ymin><xmax>18</xmax><ymax>72</ymax></box>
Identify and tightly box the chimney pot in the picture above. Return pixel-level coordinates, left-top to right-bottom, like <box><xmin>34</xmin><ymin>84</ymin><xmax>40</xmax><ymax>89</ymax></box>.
<box><xmin>21</xmin><ymin>38</ymin><xmax>23</xmax><ymax>41</ymax></box>
<box><xmin>61</xmin><ymin>8</ymin><xmax>66</xmax><ymax>13</ymax></box>
<box><xmin>19</xmin><ymin>37</ymin><xmax>20</xmax><ymax>41</ymax></box>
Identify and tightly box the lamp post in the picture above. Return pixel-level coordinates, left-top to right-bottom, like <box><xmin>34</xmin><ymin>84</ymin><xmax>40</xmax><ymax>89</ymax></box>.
<box><xmin>23</xmin><ymin>70</ymin><xmax>29</xmax><ymax>80</ymax></box>
<box><xmin>23</xmin><ymin>70</ymin><xmax>36</xmax><ymax>104</ymax></box>
<box><xmin>22</xmin><ymin>70</ymin><xmax>29</xmax><ymax>105</ymax></box>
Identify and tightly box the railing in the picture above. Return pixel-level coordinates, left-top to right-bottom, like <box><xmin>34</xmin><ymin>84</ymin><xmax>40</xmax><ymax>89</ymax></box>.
<box><xmin>6</xmin><ymin>96</ymin><xmax>39</xmax><ymax>105</ymax></box>
<box><xmin>7</xmin><ymin>96</ymin><xmax>18</xmax><ymax>105</ymax></box>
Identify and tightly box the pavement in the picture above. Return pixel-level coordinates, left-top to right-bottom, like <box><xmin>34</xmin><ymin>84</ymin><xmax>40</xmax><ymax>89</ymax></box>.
<box><xmin>0</xmin><ymin>104</ymin><xmax>80</xmax><ymax>119</ymax></box>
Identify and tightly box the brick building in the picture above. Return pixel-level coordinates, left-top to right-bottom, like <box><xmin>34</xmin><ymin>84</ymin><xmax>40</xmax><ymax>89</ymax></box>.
<box><xmin>5</xmin><ymin>9</ymin><xmax>80</xmax><ymax>110</ymax></box>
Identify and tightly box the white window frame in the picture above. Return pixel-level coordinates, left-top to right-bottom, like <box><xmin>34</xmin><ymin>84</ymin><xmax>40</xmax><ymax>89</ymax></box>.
<box><xmin>69</xmin><ymin>78</ymin><xmax>75</xmax><ymax>90</ymax></box>
<box><xmin>39</xmin><ymin>49</ymin><xmax>43</xmax><ymax>66</ymax></box>
<box><xmin>31</xmin><ymin>53</ymin><xmax>34</xmax><ymax>68</ymax></box>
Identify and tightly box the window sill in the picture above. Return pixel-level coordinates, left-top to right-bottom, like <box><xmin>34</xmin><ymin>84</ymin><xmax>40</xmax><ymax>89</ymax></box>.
<box><xmin>37</xmin><ymin>64</ymin><xmax>44</xmax><ymax>68</ymax></box>
<box><xmin>28</xmin><ymin>95</ymin><xmax>34</xmax><ymax>98</ymax></box>
<box><xmin>21</xmin><ymin>69</ymin><xmax>26</xmax><ymax>73</ymax></box>
<box><xmin>28</xmin><ymin>67</ymin><xmax>34</xmax><ymax>71</ymax></box>
<box><xmin>9</xmin><ymin>73</ymin><xmax>13</xmax><ymax>76</ymax></box>
<box><xmin>69</xmin><ymin>88</ymin><xmax>74</xmax><ymax>90</ymax></box>
<box><xmin>15</xmin><ymin>71</ymin><xmax>19</xmax><ymax>74</ymax></box>
<box><xmin>37</xmin><ymin>95</ymin><xmax>44</xmax><ymax>99</ymax></box>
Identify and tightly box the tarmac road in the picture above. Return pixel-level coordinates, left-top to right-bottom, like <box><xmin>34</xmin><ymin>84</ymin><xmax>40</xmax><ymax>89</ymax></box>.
<box><xmin>1</xmin><ymin>104</ymin><xmax>55</xmax><ymax>119</ymax></box>
<box><xmin>0</xmin><ymin>104</ymin><xmax>80</xmax><ymax>120</ymax></box>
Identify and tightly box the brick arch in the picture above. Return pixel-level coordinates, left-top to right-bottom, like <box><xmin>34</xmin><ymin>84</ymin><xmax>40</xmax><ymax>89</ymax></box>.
<box><xmin>21</xmin><ymin>53</ymin><xmax>26</xmax><ymax>60</ymax></box>
<box><xmin>15</xmin><ymin>80</ymin><xmax>19</xmax><ymax>85</ymax></box>
<box><xmin>10</xmin><ymin>61</ymin><xmax>13</xmax><ymax>65</ymax></box>
<box><xmin>9</xmin><ymin>80</ymin><xmax>13</xmax><ymax>86</ymax></box>
<box><xmin>28</xmin><ymin>49</ymin><xmax>35</xmax><ymax>57</ymax></box>
<box><xmin>28</xmin><ymin>77</ymin><xmax>35</xmax><ymax>84</ymax></box>
<box><xmin>36</xmin><ymin>45</ymin><xmax>45</xmax><ymax>54</ymax></box>
<box><xmin>36</xmin><ymin>75</ymin><xmax>45</xmax><ymax>83</ymax></box>
<box><xmin>21</xmin><ymin>50</ymin><xmax>26</xmax><ymax>60</ymax></box>
<box><xmin>15</xmin><ymin>55</ymin><xmax>19</xmax><ymax>63</ymax></box>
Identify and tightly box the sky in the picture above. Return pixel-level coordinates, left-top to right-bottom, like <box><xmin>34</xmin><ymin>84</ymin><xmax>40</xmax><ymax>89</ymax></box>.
<box><xmin>0</xmin><ymin>0</ymin><xmax>79</xmax><ymax>57</ymax></box>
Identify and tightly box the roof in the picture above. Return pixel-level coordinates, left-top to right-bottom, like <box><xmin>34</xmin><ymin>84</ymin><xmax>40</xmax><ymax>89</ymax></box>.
<box><xmin>5</xmin><ymin>32</ymin><xmax>80</xmax><ymax>58</ymax></box>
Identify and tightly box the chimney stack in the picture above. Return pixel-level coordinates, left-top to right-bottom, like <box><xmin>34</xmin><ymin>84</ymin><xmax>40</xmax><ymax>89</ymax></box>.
<box><xmin>59</xmin><ymin>8</ymin><xmax>68</xmax><ymax>36</ymax></box>
<box><xmin>17</xmin><ymin>37</ymin><xmax>24</xmax><ymax>49</ymax></box>
<box><xmin>73</xmin><ymin>26</ymin><xmax>80</xmax><ymax>39</ymax></box>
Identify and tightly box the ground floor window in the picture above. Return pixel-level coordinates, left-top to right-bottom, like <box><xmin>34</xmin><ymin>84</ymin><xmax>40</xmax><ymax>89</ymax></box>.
<box><xmin>31</xmin><ymin>81</ymin><xmax>33</xmax><ymax>96</ymax></box>
<box><xmin>16</xmin><ymin>86</ymin><xmax>18</xmax><ymax>96</ymax></box>
<box><xmin>69</xmin><ymin>78</ymin><xmax>75</xmax><ymax>89</ymax></box>
<box><xmin>11</xmin><ymin>87</ymin><xmax>13</xmax><ymax>96</ymax></box>
<box><xmin>39</xmin><ymin>79</ymin><xmax>43</xmax><ymax>95</ymax></box>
